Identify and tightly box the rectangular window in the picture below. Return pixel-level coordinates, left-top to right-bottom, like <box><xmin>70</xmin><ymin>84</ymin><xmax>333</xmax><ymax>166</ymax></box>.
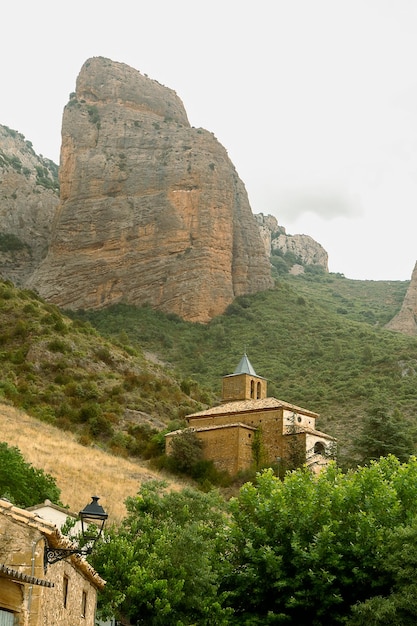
<box><xmin>0</xmin><ymin>610</ymin><xmax>15</xmax><ymax>626</ymax></box>
<box><xmin>63</xmin><ymin>576</ymin><xmax>69</xmax><ymax>608</ymax></box>
<box><xmin>81</xmin><ymin>591</ymin><xmax>87</xmax><ymax>618</ymax></box>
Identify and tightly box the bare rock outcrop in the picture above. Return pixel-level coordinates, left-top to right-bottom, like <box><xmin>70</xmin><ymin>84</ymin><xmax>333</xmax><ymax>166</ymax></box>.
<box><xmin>274</xmin><ymin>233</ymin><xmax>329</xmax><ymax>271</ymax></box>
<box><xmin>28</xmin><ymin>57</ymin><xmax>273</xmax><ymax>322</ymax></box>
<box><xmin>385</xmin><ymin>261</ymin><xmax>417</xmax><ymax>334</ymax></box>
<box><xmin>255</xmin><ymin>213</ymin><xmax>328</xmax><ymax>272</ymax></box>
<box><xmin>255</xmin><ymin>213</ymin><xmax>284</xmax><ymax>256</ymax></box>
<box><xmin>0</xmin><ymin>125</ymin><xmax>59</xmax><ymax>284</ymax></box>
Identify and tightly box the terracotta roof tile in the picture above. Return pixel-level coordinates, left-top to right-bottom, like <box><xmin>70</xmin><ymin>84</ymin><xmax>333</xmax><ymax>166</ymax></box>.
<box><xmin>187</xmin><ymin>397</ymin><xmax>319</xmax><ymax>419</ymax></box>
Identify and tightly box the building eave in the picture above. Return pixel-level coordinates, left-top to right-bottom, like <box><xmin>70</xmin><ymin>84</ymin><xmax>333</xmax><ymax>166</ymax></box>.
<box><xmin>187</xmin><ymin>397</ymin><xmax>320</xmax><ymax>420</ymax></box>
<box><xmin>0</xmin><ymin>564</ymin><xmax>54</xmax><ymax>587</ymax></box>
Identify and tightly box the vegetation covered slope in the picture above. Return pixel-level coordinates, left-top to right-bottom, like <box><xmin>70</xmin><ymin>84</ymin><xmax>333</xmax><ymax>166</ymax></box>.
<box><xmin>0</xmin><ymin>280</ymin><xmax>204</xmax><ymax>458</ymax></box>
<box><xmin>73</xmin><ymin>272</ymin><xmax>417</xmax><ymax>465</ymax></box>
<box><xmin>0</xmin><ymin>403</ymin><xmax>184</xmax><ymax>522</ymax></box>
<box><xmin>1</xmin><ymin>272</ymin><xmax>416</xmax><ymax>467</ymax></box>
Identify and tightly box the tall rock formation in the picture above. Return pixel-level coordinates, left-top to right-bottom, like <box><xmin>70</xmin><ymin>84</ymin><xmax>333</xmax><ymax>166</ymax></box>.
<box><xmin>255</xmin><ymin>213</ymin><xmax>328</xmax><ymax>272</ymax></box>
<box><xmin>385</xmin><ymin>261</ymin><xmax>417</xmax><ymax>334</ymax></box>
<box><xmin>274</xmin><ymin>232</ymin><xmax>329</xmax><ymax>272</ymax></box>
<box><xmin>0</xmin><ymin>125</ymin><xmax>59</xmax><ymax>284</ymax></box>
<box><xmin>28</xmin><ymin>57</ymin><xmax>273</xmax><ymax>322</ymax></box>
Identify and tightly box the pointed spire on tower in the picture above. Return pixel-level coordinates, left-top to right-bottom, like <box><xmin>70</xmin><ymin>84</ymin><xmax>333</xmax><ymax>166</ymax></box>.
<box><xmin>233</xmin><ymin>353</ymin><xmax>258</xmax><ymax>376</ymax></box>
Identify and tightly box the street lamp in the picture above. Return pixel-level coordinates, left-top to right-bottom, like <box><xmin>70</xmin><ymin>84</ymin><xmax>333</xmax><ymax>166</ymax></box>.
<box><xmin>44</xmin><ymin>496</ymin><xmax>108</xmax><ymax>566</ymax></box>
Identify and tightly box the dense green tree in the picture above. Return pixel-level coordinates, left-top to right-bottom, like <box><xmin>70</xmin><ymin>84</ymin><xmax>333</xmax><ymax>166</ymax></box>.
<box><xmin>90</xmin><ymin>480</ymin><xmax>232</xmax><ymax>625</ymax></box>
<box><xmin>168</xmin><ymin>428</ymin><xmax>204</xmax><ymax>472</ymax></box>
<box><xmin>90</xmin><ymin>458</ymin><xmax>417</xmax><ymax>625</ymax></box>
<box><xmin>353</xmin><ymin>406</ymin><xmax>415</xmax><ymax>464</ymax></box>
<box><xmin>348</xmin><ymin>519</ymin><xmax>417</xmax><ymax>625</ymax></box>
<box><xmin>0</xmin><ymin>441</ymin><xmax>61</xmax><ymax>507</ymax></box>
<box><xmin>222</xmin><ymin>457</ymin><xmax>417</xmax><ymax>625</ymax></box>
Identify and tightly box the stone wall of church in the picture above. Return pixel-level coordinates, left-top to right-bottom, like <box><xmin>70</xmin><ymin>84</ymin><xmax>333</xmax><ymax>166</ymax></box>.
<box><xmin>189</xmin><ymin>408</ymin><xmax>286</xmax><ymax>463</ymax></box>
<box><xmin>200</xmin><ymin>425</ymin><xmax>255</xmax><ymax>474</ymax></box>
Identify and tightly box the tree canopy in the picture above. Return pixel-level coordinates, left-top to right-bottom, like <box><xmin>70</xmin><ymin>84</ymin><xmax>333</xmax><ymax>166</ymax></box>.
<box><xmin>91</xmin><ymin>480</ymin><xmax>232</xmax><ymax>625</ymax></box>
<box><xmin>0</xmin><ymin>441</ymin><xmax>61</xmax><ymax>507</ymax></box>
<box><xmin>223</xmin><ymin>457</ymin><xmax>417</xmax><ymax>624</ymax></box>
<box><xmin>91</xmin><ymin>457</ymin><xmax>417</xmax><ymax>625</ymax></box>
<box><xmin>353</xmin><ymin>406</ymin><xmax>415</xmax><ymax>464</ymax></box>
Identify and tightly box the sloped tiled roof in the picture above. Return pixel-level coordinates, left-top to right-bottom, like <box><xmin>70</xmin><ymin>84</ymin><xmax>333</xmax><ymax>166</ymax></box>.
<box><xmin>0</xmin><ymin>563</ymin><xmax>54</xmax><ymax>587</ymax></box>
<box><xmin>26</xmin><ymin>499</ymin><xmax>77</xmax><ymax>518</ymax></box>
<box><xmin>165</xmin><ymin>422</ymin><xmax>258</xmax><ymax>437</ymax></box>
<box><xmin>289</xmin><ymin>425</ymin><xmax>337</xmax><ymax>441</ymax></box>
<box><xmin>187</xmin><ymin>397</ymin><xmax>319</xmax><ymax>419</ymax></box>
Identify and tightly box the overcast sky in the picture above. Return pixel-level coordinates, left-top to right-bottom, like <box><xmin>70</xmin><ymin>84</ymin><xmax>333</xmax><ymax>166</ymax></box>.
<box><xmin>2</xmin><ymin>0</ymin><xmax>417</xmax><ymax>281</ymax></box>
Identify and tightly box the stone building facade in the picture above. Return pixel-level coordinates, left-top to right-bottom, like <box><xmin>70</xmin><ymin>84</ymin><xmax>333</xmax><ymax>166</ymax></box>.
<box><xmin>0</xmin><ymin>498</ymin><xmax>104</xmax><ymax>626</ymax></box>
<box><xmin>166</xmin><ymin>355</ymin><xmax>336</xmax><ymax>474</ymax></box>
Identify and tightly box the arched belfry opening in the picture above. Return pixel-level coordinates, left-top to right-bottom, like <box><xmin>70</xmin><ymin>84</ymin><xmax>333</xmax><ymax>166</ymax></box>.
<box><xmin>222</xmin><ymin>353</ymin><xmax>267</xmax><ymax>402</ymax></box>
<box><xmin>257</xmin><ymin>381</ymin><xmax>262</xmax><ymax>399</ymax></box>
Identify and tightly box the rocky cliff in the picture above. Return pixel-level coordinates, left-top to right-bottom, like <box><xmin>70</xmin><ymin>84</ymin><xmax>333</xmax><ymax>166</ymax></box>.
<box><xmin>255</xmin><ymin>213</ymin><xmax>328</xmax><ymax>273</ymax></box>
<box><xmin>0</xmin><ymin>125</ymin><xmax>59</xmax><ymax>284</ymax></box>
<box><xmin>385</xmin><ymin>261</ymin><xmax>417</xmax><ymax>334</ymax></box>
<box><xmin>28</xmin><ymin>57</ymin><xmax>273</xmax><ymax>323</ymax></box>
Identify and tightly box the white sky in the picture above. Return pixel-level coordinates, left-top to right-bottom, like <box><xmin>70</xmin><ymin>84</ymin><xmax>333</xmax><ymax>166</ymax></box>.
<box><xmin>2</xmin><ymin>0</ymin><xmax>417</xmax><ymax>281</ymax></box>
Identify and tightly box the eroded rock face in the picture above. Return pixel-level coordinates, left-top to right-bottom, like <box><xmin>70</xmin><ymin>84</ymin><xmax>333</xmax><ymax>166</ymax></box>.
<box><xmin>385</xmin><ymin>262</ymin><xmax>417</xmax><ymax>335</ymax></box>
<box><xmin>28</xmin><ymin>57</ymin><xmax>273</xmax><ymax>322</ymax></box>
<box><xmin>273</xmin><ymin>233</ymin><xmax>329</xmax><ymax>271</ymax></box>
<box><xmin>0</xmin><ymin>125</ymin><xmax>59</xmax><ymax>285</ymax></box>
<box><xmin>255</xmin><ymin>213</ymin><xmax>328</xmax><ymax>272</ymax></box>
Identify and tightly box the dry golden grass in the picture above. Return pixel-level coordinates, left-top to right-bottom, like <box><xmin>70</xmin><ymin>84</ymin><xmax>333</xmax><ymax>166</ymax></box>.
<box><xmin>0</xmin><ymin>403</ymin><xmax>185</xmax><ymax>523</ymax></box>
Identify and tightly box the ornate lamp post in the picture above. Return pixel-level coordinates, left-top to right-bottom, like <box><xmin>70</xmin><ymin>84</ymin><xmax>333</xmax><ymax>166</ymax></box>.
<box><xmin>44</xmin><ymin>496</ymin><xmax>108</xmax><ymax>566</ymax></box>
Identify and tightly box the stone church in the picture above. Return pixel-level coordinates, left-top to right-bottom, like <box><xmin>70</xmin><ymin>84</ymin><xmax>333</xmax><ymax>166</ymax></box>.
<box><xmin>166</xmin><ymin>354</ymin><xmax>336</xmax><ymax>475</ymax></box>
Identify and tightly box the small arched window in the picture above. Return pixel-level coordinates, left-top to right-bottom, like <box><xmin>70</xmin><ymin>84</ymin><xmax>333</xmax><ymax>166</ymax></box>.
<box><xmin>257</xmin><ymin>381</ymin><xmax>262</xmax><ymax>399</ymax></box>
<box><xmin>314</xmin><ymin>441</ymin><xmax>326</xmax><ymax>455</ymax></box>
<box><xmin>250</xmin><ymin>380</ymin><xmax>255</xmax><ymax>398</ymax></box>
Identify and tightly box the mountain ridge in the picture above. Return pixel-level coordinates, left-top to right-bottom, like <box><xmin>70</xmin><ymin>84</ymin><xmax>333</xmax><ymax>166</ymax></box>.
<box><xmin>0</xmin><ymin>57</ymin><xmax>331</xmax><ymax>324</ymax></box>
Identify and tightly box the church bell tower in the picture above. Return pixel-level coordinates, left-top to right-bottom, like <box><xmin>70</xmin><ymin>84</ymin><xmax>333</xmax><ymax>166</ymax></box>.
<box><xmin>221</xmin><ymin>353</ymin><xmax>267</xmax><ymax>402</ymax></box>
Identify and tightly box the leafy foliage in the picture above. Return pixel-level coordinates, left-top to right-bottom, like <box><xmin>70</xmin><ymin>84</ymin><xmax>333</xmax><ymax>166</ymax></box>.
<box><xmin>0</xmin><ymin>441</ymin><xmax>61</xmax><ymax>507</ymax></box>
<box><xmin>91</xmin><ymin>481</ymin><xmax>231</xmax><ymax>625</ymax></box>
<box><xmin>353</xmin><ymin>406</ymin><xmax>415</xmax><ymax>464</ymax></box>
<box><xmin>168</xmin><ymin>428</ymin><xmax>204</xmax><ymax>472</ymax></box>
<box><xmin>222</xmin><ymin>457</ymin><xmax>417</xmax><ymax>624</ymax></box>
<box><xmin>2</xmin><ymin>271</ymin><xmax>417</xmax><ymax>467</ymax></box>
<box><xmin>348</xmin><ymin>519</ymin><xmax>417</xmax><ymax>625</ymax></box>
<box><xmin>91</xmin><ymin>457</ymin><xmax>417</xmax><ymax>624</ymax></box>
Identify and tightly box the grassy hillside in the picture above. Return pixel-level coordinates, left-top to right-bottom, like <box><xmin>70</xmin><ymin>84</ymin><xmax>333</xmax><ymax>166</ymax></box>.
<box><xmin>0</xmin><ymin>279</ymin><xmax>204</xmax><ymax>459</ymax></box>
<box><xmin>73</xmin><ymin>273</ymin><xmax>417</xmax><ymax>464</ymax></box>
<box><xmin>285</xmin><ymin>272</ymin><xmax>408</xmax><ymax>326</ymax></box>
<box><xmin>1</xmin><ymin>272</ymin><xmax>416</xmax><ymax>469</ymax></box>
<box><xmin>0</xmin><ymin>403</ymin><xmax>185</xmax><ymax>522</ymax></box>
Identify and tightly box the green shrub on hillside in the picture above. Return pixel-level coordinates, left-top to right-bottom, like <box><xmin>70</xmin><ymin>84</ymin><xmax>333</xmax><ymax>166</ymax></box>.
<box><xmin>0</xmin><ymin>279</ymin><xmax>200</xmax><ymax>459</ymax></box>
<box><xmin>0</xmin><ymin>442</ymin><xmax>61</xmax><ymax>507</ymax></box>
<box><xmin>0</xmin><ymin>233</ymin><xmax>27</xmax><ymax>252</ymax></box>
